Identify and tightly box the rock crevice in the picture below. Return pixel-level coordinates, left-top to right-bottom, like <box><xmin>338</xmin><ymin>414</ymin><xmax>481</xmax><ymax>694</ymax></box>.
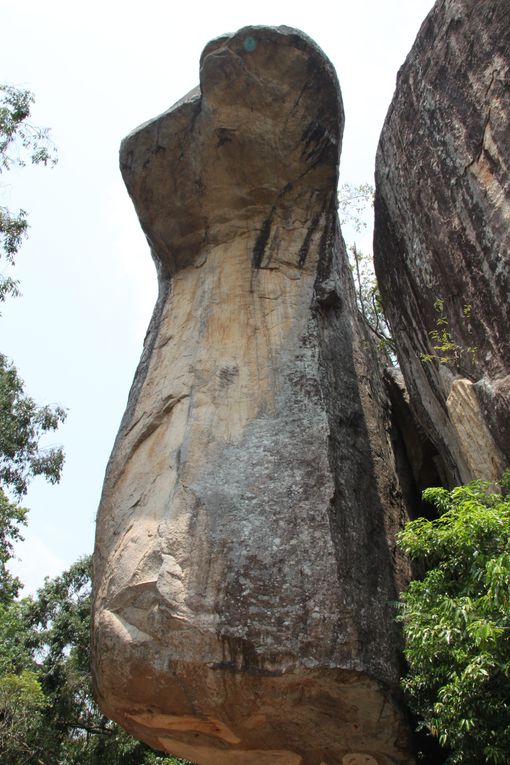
<box><xmin>374</xmin><ymin>0</ymin><xmax>510</xmax><ymax>485</ymax></box>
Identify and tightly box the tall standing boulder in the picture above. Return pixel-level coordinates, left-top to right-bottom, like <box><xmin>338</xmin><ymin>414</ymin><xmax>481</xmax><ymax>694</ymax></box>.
<box><xmin>374</xmin><ymin>0</ymin><xmax>510</xmax><ymax>484</ymax></box>
<box><xmin>93</xmin><ymin>27</ymin><xmax>415</xmax><ymax>765</ymax></box>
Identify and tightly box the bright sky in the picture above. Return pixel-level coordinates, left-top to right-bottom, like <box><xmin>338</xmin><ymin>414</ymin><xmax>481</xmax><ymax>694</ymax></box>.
<box><xmin>1</xmin><ymin>0</ymin><xmax>435</xmax><ymax>594</ymax></box>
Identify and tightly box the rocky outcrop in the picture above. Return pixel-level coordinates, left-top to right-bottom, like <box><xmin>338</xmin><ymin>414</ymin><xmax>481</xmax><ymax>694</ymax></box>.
<box><xmin>374</xmin><ymin>0</ymin><xmax>510</xmax><ymax>485</ymax></box>
<box><xmin>93</xmin><ymin>26</ymin><xmax>415</xmax><ymax>765</ymax></box>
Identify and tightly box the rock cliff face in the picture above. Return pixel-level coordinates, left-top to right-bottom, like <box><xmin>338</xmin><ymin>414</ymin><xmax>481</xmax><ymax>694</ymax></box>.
<box><xmin>374</xmin><ymin>0</ymin><xmax>510</xmax><ymax>485</ymax></box>
<box><xmin>93</xmin><ymin>26</ymin><xmax>415</xmax><ymax>765</ymax></box>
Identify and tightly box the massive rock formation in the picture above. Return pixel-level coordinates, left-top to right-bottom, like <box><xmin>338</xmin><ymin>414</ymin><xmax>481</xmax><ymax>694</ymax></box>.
<box><xmin>374</xmin><ymin>0</ymin><xmax>510</xmax><ymax>485</ymax></box>
<box><xmin>93</xmin><ymin>26</ymin><xmax>415</xmax><ymax>765</ymax></box>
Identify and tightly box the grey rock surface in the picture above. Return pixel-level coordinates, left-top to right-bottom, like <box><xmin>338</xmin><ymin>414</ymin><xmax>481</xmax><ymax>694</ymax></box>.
<box><xmin>374</xmin><ymin>0</ymin><xmax>510</xmax><ymax>484</ymax></box>
<box><xmin>93</xmin><ymin>26</ymin><xmax>415</xmax><ymax>765</ymax></box>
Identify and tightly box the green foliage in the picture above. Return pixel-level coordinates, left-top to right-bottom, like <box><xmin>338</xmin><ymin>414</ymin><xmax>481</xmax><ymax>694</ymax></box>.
<box><xmin>419</xmin><ymin>297</ymin><xmax>477</xmax><ymax>372</ymax></box>
<box><xmin>0</xmin><ymin>205</ymin><xmax>27</xmax><ymax>261</ymax></box>
<box><xmin>0</xmin><ymin>353</ymin><xmax>66</xmax><ymax>497</ymax></box>
<box><xmin>0</xmin><ymin>84</ymin><xmax>57</xmax><ymax>172</ymax></box>
<box><xmin>0</xmin><ymin>207</ymin><xmax>26</xmax><ymax>300</ymax></box>
<box><xmin>0</xmin><ymin>598</ymin><xmax>36</xmax><ymax>678</ymax></box>
<box><xmin>500</xmin><ymin>468</ymin><xmax>510</xmax><ymax>496</ymax></box>
<box><xmin>0</xmin><ymin>84</ymin><xmax>57</xmax><ymax>301</ymax></box>
<box><xmin>0</xmin><ymin>489</ymin><xmax>27</xmax><ymax>603</ymax></box>
<box><xmin>0</xmin><ymin>353</ymin><xmax>66</xmax><ymax>603</ymax></box>
<box><xmin>0</xmin><ymin>557</ymin><xmax>192</xmax><ymax>764</ymax></box>
<box><xmin>0</xmin><ymin>669</ymin><xmax>47</xmax><ymax>765</ymax></box>
<box><xmin>397</xmin><ymin>480</ymin><xmax>510</xmax><ymax>764</ymax></box>
<box><xmin>0</xmin><ymin>84</ymin><xmax>66</xmax><ymax>608</ymax></box>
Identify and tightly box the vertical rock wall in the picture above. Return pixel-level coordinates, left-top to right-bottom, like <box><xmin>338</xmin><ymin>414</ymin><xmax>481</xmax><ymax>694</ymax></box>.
<box><xmin>93</xmin><ymin>26</ymin><xmax>415</xmax><ymax>765</ymax></box>
<box><xmin>374</xmin><ymin>0</ymin><xmax>510</xmax><ymax>484</ymax></box>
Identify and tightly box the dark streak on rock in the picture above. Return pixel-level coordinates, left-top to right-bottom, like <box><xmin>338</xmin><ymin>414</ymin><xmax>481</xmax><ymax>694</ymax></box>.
<box><xmin>209</xmin><ymin>660</ymin><xmax>282</xmax><ymax>677</ymax></box>
<box><xmin>219</xmin><ymin>366</ymin><xmax>239</xmax><ymax>387</ymax></box>
<box><xmin>298</xmin><ymin>213</ymin><xmax>321</xmax><ymax>269</ymax></box>
<box><xmin>301</xmin><ymin>121</ymin><xmax>328</xmax><ymax>163</ymax></box>
<box><xmin>316</xmin><ymin>194</ymin><xmax>339</xmax><ymax>284</ymax></box>
<box><xmin>120</xmin><ymin>149</ymin><xmax>134</xmax><ymax>174</ymax></box>
<box><xmin>252</xmin><ymin>207</ymin><xmax>275</xmax><ymax>270</ymax></box>
<box><xmin>216</xmin><ymin>127</ymin><xmax>236</xmax><ymax>148</ymax></box>
<box><xmin>215</xmin><ymin>634</ymin><xmax>283</xmax><ymax>677</ymax></box>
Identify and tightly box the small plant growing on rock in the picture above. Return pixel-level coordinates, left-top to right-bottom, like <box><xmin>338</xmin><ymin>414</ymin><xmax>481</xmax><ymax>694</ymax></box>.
<box><xmin>420</xmin><ymin>297</ymin><xmax>477</xmax><ymax>371</ymax></box>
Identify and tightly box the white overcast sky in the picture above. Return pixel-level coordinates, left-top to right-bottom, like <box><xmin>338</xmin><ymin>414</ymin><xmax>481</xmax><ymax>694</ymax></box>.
<box><xmin>1</xmin><ymin>0</ymin><xmax>435</xmax><ymax>593</ymax></box>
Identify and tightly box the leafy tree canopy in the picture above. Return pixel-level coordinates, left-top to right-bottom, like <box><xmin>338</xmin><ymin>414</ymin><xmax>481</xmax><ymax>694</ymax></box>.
<box><xmin>0</xmin><ymin>84</ymin><xmax>66</xmax><ymax>603</ymax></box>
<box><xmin>0</xmin><ymin>557</ymin><xmax>191</xmax><ymax>765</ymax></box>
<box><xmin>0</xmin><ymin>84</ymin><xmax>57</xmax><ymax>302</ymax></box>
<box><xmin>397</xmin><ymin>476</ymin><xmax>510</xmax><ymax>764</ymax></box>
<box><xmin>0</xmin><ymin>353</ymin><xmax>66</xmax><ymax>497</ymax></box>
<box><xmin>0</xmin><ymin>669</ymin><xmax>47</xmax><ymax>765</ymax></box>
<box><xmin>0</xmin><ymin>343</ymin><xmax>66</xmax><ymax>604</ymax></box>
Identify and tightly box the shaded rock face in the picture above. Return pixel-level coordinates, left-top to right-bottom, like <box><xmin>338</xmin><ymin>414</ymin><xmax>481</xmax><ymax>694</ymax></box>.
<box><xmin>93</xmin><ymin>27</ymin><xmax>415</xmax><ymax>765</ymax></box>
<box><xmin>374</xmin><ymin>0</ymin><xmax>510</xmax><ymax>485</ymax></box>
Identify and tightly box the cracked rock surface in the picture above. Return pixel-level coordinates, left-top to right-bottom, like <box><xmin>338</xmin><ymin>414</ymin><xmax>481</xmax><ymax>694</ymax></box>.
<box><xmin>374</xmin><ymin>0</ymin><xmax>510</xmax><ymax>484</ymax></box>
<box><xmin>92</xmin><ymin>26</ymin><xmax>415</xmax><ymax>765</ymax></box>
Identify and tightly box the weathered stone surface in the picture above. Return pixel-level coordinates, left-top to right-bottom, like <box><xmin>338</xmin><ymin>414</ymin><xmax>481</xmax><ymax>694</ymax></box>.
<box><xmin>374</xmin><ymin>0</ymin><xmax>510</xmax><ymax>485</ymax></box>
<box><xmin>93</xmin><ymin>27</ymin><xmax>414</xmax><ymax>765</ymax></box>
